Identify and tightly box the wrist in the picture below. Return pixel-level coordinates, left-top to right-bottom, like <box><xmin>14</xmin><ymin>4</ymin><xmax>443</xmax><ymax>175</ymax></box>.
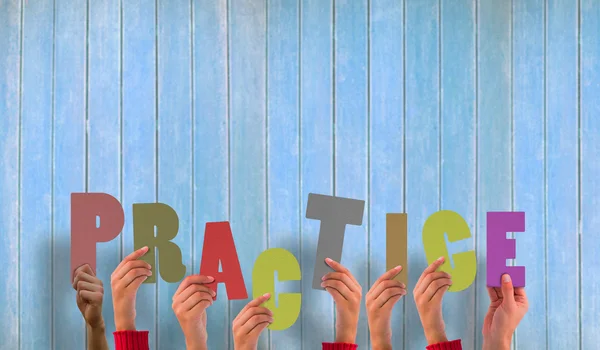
<box><xmin>335</xmin><ymin>330</ymin><xmax>357</xmax><ymax>344</ymax></box>
<box><xmin>483</xmin><ymin>334</ymin><xmax>512</xmax><ymax>350</ymax></box>
<box><xmin>186</xmin><ymin>341</ymin><xmax>208</xmax><ymax>350</ymax></box>
<box><xmin>87</xmin><ymin>322</ymin><xmax>106</xmax><ymax>337</ymax></box>
<box><xmin>423</xmin><ymin>328</ymin><xmax>447</xmax><ymax>345</ymax></box>
<box><xmin>371</xmin><ymin>339</ymin><xmax>392</xmax><ymax>350</ymax></box>
<box><xmin>115</xmin><ymin>320</ymin><xmax>136</xmax><ymax>331</ymax></box>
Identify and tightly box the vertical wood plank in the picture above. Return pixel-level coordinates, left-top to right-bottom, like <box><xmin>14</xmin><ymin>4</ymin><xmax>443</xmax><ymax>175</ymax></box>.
<box><xmin>192</xmin><ymin>0</ymin><xmax>230</xmax><ymax>349</ymax></box>
<box><xmin>156</xmin><ymin>0</ymin><xmax>193</xmax><ymax>348</ymax></box>
<box><xmin>122</xmin><ymin>0</ymin><xmax>157</xmax><ymax>348</ymax></box>
<box><xmin>440</xmin><ymin>0</ymin><xmax>477</xmax><ymax>345</ymax></box>
<box><xmin>546</xmin><ymin>0</ymin><xmax>580</xmax><ymax>348</ymax></box>
<box><xmin>267</xmin><ymin>0</ymin><xmax>301</xmax><ymax>348</ymax></box>
<box><xmin>87</xmin><ymin>1</ymin><xmax>122</xmax><ymax>347</ymax></box>
<box><xmin>334</xmin><ymin>0</ymin><xmax>369</xmax><ymax>347</ymax></box>
<box><xmin>228</xmin><ymin>0</ymin><xmax>267</xmax><ymax>348</ymax></box>
<box><xmin>0</xmin><ymin>0</ymin><xmax>21</xmax><ymax>347</ymax></box>
<box><xmin>368</xmin><ymin>0</ymin><xmax>404</xmax><ymax>347</ymax></box>
<box><xmin>581</xmin><ymin>1</ymin><xmax>600</xmax><ymax>348</ymax></box>
<box><xmin>299</xmin><ymin>0</ymin><xmax>335</xmax><ymax>348</ymax></box>
<box><xmin>475</xmin><ymin>1</ymin><xmax>512</xmax><ymax>348</ymax></box>
<box><xmin>20</xmin><ymin>0</ymin><xmax>53</xmax><ymax>348</ymax></box>
<box><xmin>52</xmin><ymin>0</ymin><xmax>87</xmax><ymax>348</ymax></box>
<box><xmin>404</xmin><ymin>1</ymin><xmax>439</xmax><ymax>348</ymax></box>
<box><xmin>512</xmin><ymin>0</ymin><xmax>546</xmax><ymax>348</ymax></box>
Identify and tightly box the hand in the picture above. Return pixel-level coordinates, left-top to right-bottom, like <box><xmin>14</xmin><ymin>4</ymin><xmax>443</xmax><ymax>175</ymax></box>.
<box><xmin>482</xmin><ymin>274</ymin><xmax>528</xmax><ymax>350</ymax></box>
<box><xmin>366</xmin><ymin>266</ymin><xmax>406</xmax><ymax>350</ymax></box>
<box><xmin>413</xmin><ymin>257</ymin><xmax>452</xmax><ymax>345</ymax></box>
<box><xmin>172</xmin><ymin>275</ymin><xmax>216</xmax><ymax>350</ymax></box>
<box><xmin>321</xmin><ymin>258</ymin><xmax>362</xmax><ymax>344</ymax></box>
<box><xmin>73</xmin><ymin>264</ymin><xmax>105</xmax><ymax>330</ymax></box>
<box><xmin>110</xmin><ymin>246</ymin><xmax>152</xmax><ymax>331</ymax></box>
<box><xmin>232</xmin><ymin>293</ymin><xmax>273</xmax><ymax>350</ymax></box>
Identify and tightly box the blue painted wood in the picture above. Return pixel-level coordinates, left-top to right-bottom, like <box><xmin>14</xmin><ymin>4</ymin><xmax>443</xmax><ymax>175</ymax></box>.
<box><xmin>581</xmin><ymin>2</ymin><xmax>600</xmax><ymax>348</ymax></box>
<box><xmin>475</xmin><ymin>0</ymin><xmax>512</xmax><ymax>348</ymax></box>
<box><xmin>404</xmin><ymin>1</ymin><xmax>439</xmax><ymax>349</ymax></box>
<box><xmin>19</xmin><ymin>0</ymin><xmax>53</xmax><ymax>348</ymax></box>
<box><xmin>512</xmin><ymin>0</ymin><xmax>546</xmax><ymax>349</ymax></box>
<box><xmin>0</xmin><ymin>1</ymin><xmax>21</xmax><ymax>348</ymax></box>
<box><xmin>156</xmin><ymin>0</ymin><xmax>193</xmax><ymax>348</ymax></box>
<box><xmin>87</xmin><ymin>1</ymin><xmax>122</xmax><ymax>348</ymax></box>
<box><xmin>546</xmin><ymin>0</ymin><xmax>580</xmax><ymax>349</ymax></box>
<box><xmin>228</xmin><ymin>0</ymin><xmax>267</xmax><ymax>348</ymax></box>
<box><xmin>52</xmin><ymin>0</ymin><xmax>87</xmax><ymax>348</ymax></box>
<box><xmin>299</xmin><ymin>0</ymin><xmax>335</xmax><ymax>348</ymax></box>
<box><xmin>368</xmin><ymin>0</ymin><xmax>404</xmax><ymax>347</ymax></box>
<box><xmin>334</xmin><ymin>0</ymin><xmax>369</xmax><ymax>347</ymax></box>
<box><xmin>192</xmin><ymin>0</ymin><xmax>230</xmax><ymax>349</ymax></box>
<box><xmin>266</xmin><ymin>0</ymin><xmax>301</xmax><ymax>348</ymax></box>
<box><xmin>122</xmin><ymin>0</ymin><xmax>157</xmax><ymax>348</ymax></box>
<box><xmin>440</xmin><ymin>0</ymin><xmax>477</xmax><ymax>346</ymax></box>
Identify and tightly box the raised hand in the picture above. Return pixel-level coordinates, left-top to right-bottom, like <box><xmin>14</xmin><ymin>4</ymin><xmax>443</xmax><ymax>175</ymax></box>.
<box><xmin>232</xmin><ymin>293</ymin><xmax>273</xmax><ymax>350</ymax></box>
<box><xmin>482</xmin><ymin>274</ymin><xmax>529</xmax><ymax>350</ymax></box>
<box><xmin>321</xmin><ymin>258</ymin><xmax>362</xmax><ymax>344</ymax></box>
<box><xmin>366</xmin><ymin>266</ymin><xmax>406</xmax><ymax>350</ymax></box>
<box><xmin>73</xmin><ymin>264</ymin><xmax>109</xmax><ymax>350</ymax></box>
<box><xmin>413</xmin><ymin>257</ymin><xmax>452</xmax><ymax>345</ymax></box>
<box><xmin>110</xmin><ymin>246</ymin><xmax>152</xmax><ymax>331</ymax></box>
<box><xmin>172</xmin><ymin>275</ymin><xmax>216</xmax><ymax>350</ymax></box>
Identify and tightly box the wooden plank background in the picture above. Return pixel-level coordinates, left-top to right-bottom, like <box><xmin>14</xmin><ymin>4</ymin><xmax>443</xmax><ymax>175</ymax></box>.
<box><xmin>0</xmin><ymin>0</ymin><xmax>597</xmax><ymax>349</ymax></box>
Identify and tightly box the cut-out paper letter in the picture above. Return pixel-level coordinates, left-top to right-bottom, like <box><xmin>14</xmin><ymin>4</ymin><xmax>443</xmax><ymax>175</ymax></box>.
<box><xmin>133</xmin><ymin>203</ymin><xmax>186</xmax><ymax>283</ymax></box>
<box><xmin>306</xmin><ymin>193</ymin><xmax>365</xmax><ymax>290</ymax></box>
<box><xmin>422</xmin><ymin>210</ymin><xmax>477</xmax><ymax>292</ymax></box>
<box><xmin>71</xmin><ymin>193</ymin><xmax>125</xmax><ymax>281</ymax></box>
<box><xmin>386</xmin><ymin>213</ymin><xmax>408</xmax><ymax>284</ymax></box>
<box><xmin>200</xmin><ymin>222</ymin><xmax>248</xmax><ymax>300</ymax></box>
<box><xmin>252</xmin><ymin>248</ymin><xmax>301</xmax><ymax>330</ymax></box>
<box><xmin>486</xmin><ymin>212</ymin><xmax>526</xmax><ymax>287</ymax></box>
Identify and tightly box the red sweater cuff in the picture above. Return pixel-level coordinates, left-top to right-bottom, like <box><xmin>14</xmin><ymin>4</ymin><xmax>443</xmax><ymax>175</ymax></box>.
<box><xmin>426</xmin><ymin>339</ymin><xmax>462</xmax><ymax>350</ymax></box>
<box><xmin>114</xmin><ymin>330</ymin><xmax>149</xmax><ymax>350</ymax></box>
<box><xmin>322</xmin><ymin>342</ymin><xmax>358</xmax><ymax>350</ymax></box>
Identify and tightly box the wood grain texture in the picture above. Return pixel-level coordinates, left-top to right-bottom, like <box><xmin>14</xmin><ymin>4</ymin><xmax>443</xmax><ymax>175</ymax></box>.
<box><xmin>513</xmin><ymin>0</ymin><xmax>547</xmax><ymax>348</ymax></box>
<box><xmin>122</xmin><ymin>0</ymin><xmax>157</xmax><ymax>348</ymax></box>
<box><xmin>546</xmin><ymin>0</ymin><xmax>580</xmax><ymax>349</ymax></box>
<box><xmin>0</xmin><ymin>1</ymin><xmax>21</xmax><ymax>348</ymax></box>
<box><xmin>440</xmin><ymin>0</ymin><xmax>477</xmax><ymax>346</ymax></box>
<box><xmin>581</xmin><ymin>1</ymin><xmax>600</xmax><ymax>349</ymax></box>
<box><xmin>1</xmin><ymin>1</ymin><xmax>599</xmax><ymax>349</ymax></box>
<box><xmin>192</xmin><ymin>0</ymin><xmax>230</xmax><ymax>349</ymax></box>
<box><xmin>475</xmin><ymin>0</ymin><xmax>512</xmax><ymax>348</ymax></box>
<box><xmin>334</xmin><ymin>0</ymin><xmax>369</xmax><ymax>347</ymax></box>
<box><xmin>267</xmin><ymin>0</ymin><xmax>302</xmax><ymax>348</ymax></box>
<box><xmin>156</xmin><ymin>0</ymin><xmax>193</xmax><ymax>348</ymax></box>
<box><xmin>228</xmin><ymin>0</ymin><xmax>267</xmax><ymax>348</ymax></box>
<box><xmin>52</xmin><ymin>0</ymin><xmax>87</xmax><ymax>348</ymax></box>
<box><xmin>20</xmin><ymin>0</ymin><xmax>53</xmax><ymax>348</ymax></box>
<box><xmin>87</xmin><ymin>1</ymin><xmax>122</xmax><ymax>347</ymax></box>
<box><xmin>299</xmin><ymin>0</ymin><xmax>335</xmax><ymax>348</ymax></box>
<box><xmin>368</xmin><ymin>0</ymin><xmax>405</xmax><ymax>344</ymax></box>
<box><xmin>404</xmin><ymin>1</ymin><xmax>439</xmax><ymax>349</ymax></box>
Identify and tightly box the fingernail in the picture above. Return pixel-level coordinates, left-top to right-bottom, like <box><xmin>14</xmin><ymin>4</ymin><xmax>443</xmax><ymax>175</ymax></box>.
<box><xmin>502</xmin><ymin>274</ymin><xmax>511</xmax><ymax>283</ymax></box>
<box><xmin>148</xmin><ymin>271</ymin><xmax>153</xmax><ymax>276</ymax></box>
<box><xmin>320</xmin><ymin>282</ymin><xmax>325</xmax><ymax>287</ymax></box>
<box><xmin>399</xmin><ymin>283</ymin><xmax>406</xmax><ymax>288</ymax></box>
<box><xmin>325</xmin><ymin>258</ymin><xmax>333</xmax><ymax>263</ymax></box>
<box><xmin>141</xmin><ymin>246</ymin><xmax>149</xmax><ymax>251</ymax></box>
<box><xmin>207</xmin><ymin>276</ymin><xmax>215</xmax><ymax>282</ymax></box>
<box><xmin>395</xmin><ymin>265</ymin><xmax>402</xmax><ymax>270</ymax></box>
<box><xmin>321</xmin><ymin>276</ymin><xmax>326</xmax><ymax>281</ymax></box>
<box><xmin>437</xmin><ymin>256</ymin><xmax>444</xmax><ymax>262</ymax></box>
<box><xmin>263</xmin><ymin>293</ymin><xmax>270</xmax><ymax>298</ymax></box>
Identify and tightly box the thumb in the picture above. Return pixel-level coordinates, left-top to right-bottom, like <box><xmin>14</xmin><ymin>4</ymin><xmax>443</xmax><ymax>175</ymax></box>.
<box><xmin>500</xmin><ymin>274</ymin><xmax>515</xmax><ymax>305</ymax></box>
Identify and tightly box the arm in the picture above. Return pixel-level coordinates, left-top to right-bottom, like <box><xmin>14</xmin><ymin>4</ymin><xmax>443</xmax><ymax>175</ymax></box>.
<box><xmin>320</xmin><ymin>258</ymin><xmax>361</xmax><ymax>348</ymax></box>
<box><xmin>173</xmin><ymin>275</ymin><xmax>216</xmax><ymax>350</ymax></box>
<box><xmin>481</xmin><ymin>274</ymin><xmax>528</xmax><ymax>350</ymax></box>
<box><xmin>72</xmin><ymin>264</ymin><xmax>109</xmax><ymax>350</ymax></box>
<box><xmin>365</xmin><ymin>265</ymin><xmax>407</xmax><ymax>350</ymax></box>
<box><xmin>232</xmin><ymin>294</ymin><xmax>273</xmax><ymax>350</ymax></box>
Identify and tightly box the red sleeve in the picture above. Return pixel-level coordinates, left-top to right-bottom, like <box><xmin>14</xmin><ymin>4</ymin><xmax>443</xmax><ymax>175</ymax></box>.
<box><xmin>322</xmin><ymin>343</ymin><xmax>358</xmax><ymax>350</ymax></box>
<box><xmin>426</xmin><ymin>339</ymin><xmax>462</xmax><ymax>350</ymax></box>
<box><xmin>114</xmin><ymin>330</ymin><xmax>149</xmax><ymax>350</ymax></box>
